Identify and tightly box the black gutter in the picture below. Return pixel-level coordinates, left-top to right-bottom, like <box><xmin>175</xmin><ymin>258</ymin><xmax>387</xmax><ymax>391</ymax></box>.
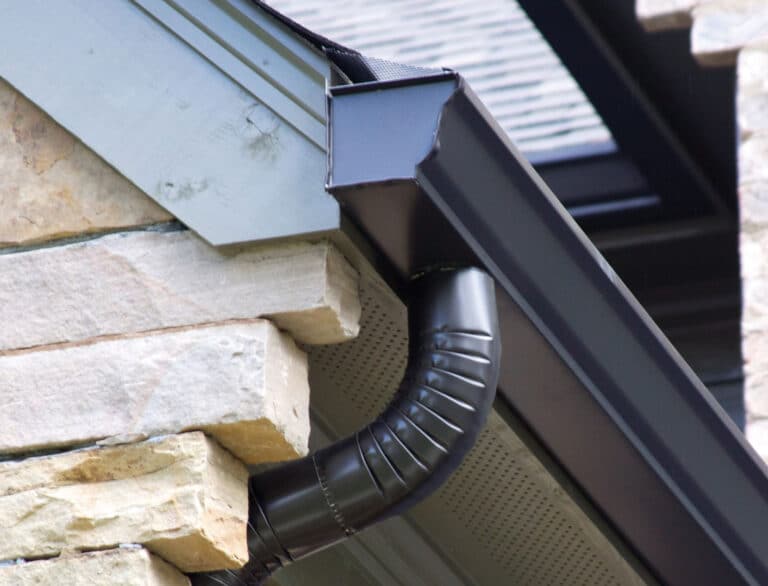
<box><xmin>327</xmin><ymin>72</ymin><xmax>768</xmax><ymax>586</ymax></box>
<box><xmin>257</xmin><ymin>0</ymin><xmax>672</xmax><ymax>231</ymax></box>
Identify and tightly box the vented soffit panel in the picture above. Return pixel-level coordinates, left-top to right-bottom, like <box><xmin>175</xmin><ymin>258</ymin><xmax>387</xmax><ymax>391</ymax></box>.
<box><xmin>298</xmin><ymin>271</ymin><xmax>653</xmax><ymax>585</ymax></box>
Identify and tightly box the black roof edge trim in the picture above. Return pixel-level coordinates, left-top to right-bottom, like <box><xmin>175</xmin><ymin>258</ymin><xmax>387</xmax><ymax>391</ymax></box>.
<box><xmin>516</xmin><ymin>0</ymin><xmax>730</xmax><ymax>219</ymax></box>
<box><xmin>329</xmin><ymin>70</ymin><xmax>458</xmax><ymax>95</ymax></box>
<box><xmin>251</xmin><ymin>0</ymin><xmax>362</xmax><ymax>58</ymax></box>
<box><xmin>327</xmin><ymin>73</ymin><xmax>768</xmax><ymax>586</ymax></box>
<box><xmin>251</xmin><ymin>0</ymin><xmax>378</xmax><ymax>82</ymax></box>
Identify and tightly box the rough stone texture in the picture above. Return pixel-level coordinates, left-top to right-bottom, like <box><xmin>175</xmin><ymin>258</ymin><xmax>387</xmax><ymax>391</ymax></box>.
<box><xmin>740</xmin><ymin>133</ymin><xmax>768</xmax><ymax>185</ymax></box>
<box><xmin>746</xmin><ymin>418</ymin><xmax>768</xmax><ymax>461</ymax></box>
<box><xmin>738</xmin><ymin>45</ymin><xmax>768</xmax><ymax>139</ymax></box>
<box><xmin>636</xmin><ymin>0</ymin><xmax>697</xmax><ymax>31</ymax></box>
<box><xmin>738</xmin><ymin>91</ymin><xmax>768</xmax><ymax>140</ymax></box>
<box><xmin>740</xmin><ymin>178</ymin><xmax>768</xmax><ymax>451</ymax></box>
<box><xmin>737</xmin><ymin>43</ymin><xmax>768</xmax><ymax>458</ymax></box>
<box><xmin>0</xmin><ymin>548</ymin><xmax>190</xmax><ymax>586</ymax></box>
<box><xmin>738</xmin><ymin>43</ymin><xmax>768</xmax><ymax>89</ymax></box>
<box><xmin>0</xmin><ymin>320</ymin><xmax>309</xmax><ymax>462</ymax></box>
<box><xmin>0</xmin><ymin>433</ymin><xmax>248</xmax><ymax>572</ymax></box>
<box><xmin>740</xmin><ymin>182</ymin><xmax>768</xmax><ymax>229</ymax></box>
<box><xmin>0</xmin><ymin>78</ymin><xmax>172</xmax><ymax>248</ymax></box>
<box><xmin>0</xmin><ymin>230</ymin><xmax>360</xmax><ymax>347</ymax></box>
<box><xmin>691</xmin><ymin>1</ymin><xmax>768</xmax><ymax>65</ymax></box>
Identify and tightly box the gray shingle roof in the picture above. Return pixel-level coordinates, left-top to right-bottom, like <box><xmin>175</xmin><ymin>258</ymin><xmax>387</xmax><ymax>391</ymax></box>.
<box><xmin>267</xmin><ymin>0</ymin><xmax>613</xmax><ymax>155</ymax></box>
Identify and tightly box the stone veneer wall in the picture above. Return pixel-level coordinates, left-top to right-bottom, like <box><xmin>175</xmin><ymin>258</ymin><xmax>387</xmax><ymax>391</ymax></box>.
<box><xmin>635</xmin><ymin>0</ymin><xmax>768</xmax><ymax>458</ymax></box>
<box><xmin>0</xmin><ymin>78</ymin><xmax>361</xmax><ymax>584</ymax></box>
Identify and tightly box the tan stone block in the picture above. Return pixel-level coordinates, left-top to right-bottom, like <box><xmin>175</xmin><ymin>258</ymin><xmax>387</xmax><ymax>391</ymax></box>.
<box><xmin>739</xmin><ymin>133</ymin><xmax>768</xmax><ymax>185</ymax></box>
<box><xmin>692</xmin><ymin>1</ymin><xmax>768</xmax><ymax>65</ymax></box>
<box><xmin>0</xmin><ymin>433</ymin><xmax>247</xmax><ymax>572</ymax></box>
<box><xmin>743</xmin><ymin>326</ymin><xmax>768</xmax><ymax>370</ymax></box>
<box><xmin>740</xmin><ymin>276</ymin><xmax>768</xmax><ymax>329</ymax></box>
<box><xmin>737</xmin><ymin>48</ymin><xmax>768</xmax><ymax>138</ymax></box>
<box><xmin>745</xmin><ymin>380</ymin><xmax>768</xmax><ymax>420</ymax></box>
<box><xmin>0</xmin><ymin>548</ymin><xmax>190</xmax><ymax>586</ymax></box>
<box><xmin>738</xmin><ymin>91</ymin><xmax>768</xmax><ymax>139</ymax></box>
<box><xmin>746</xmin><ymin>417</ymin><xmax>768</xmax><ymax>461</ymax></box>
<box><xmin>636</xmin><ymin>0</ymin><xmax>697</xmax><ymax>32</ymax></box>
<box><xmin>739</xmin><ymin>229</ymin><xmax>763</xmax><ymax>279</ymax></box>
<box><xmin>0</xmin><ymin>321</ymin><xmax>309</xmax><ymax>462</ymax></box>
<box><xmin>741</xmin><ymin>332</ymin><xmax>768</xmax><ymax>421</ymax></box>
<box><xmin>738</xmin><ymin>44</ymin><xmax>768</xmax><ymax>448</ymax></box>
<box><xmin>740</xmin><ymin>223</ymin><xmax>768</xmax><ymax>281</ymax></box>
<box><xmin>0</xmin><ymin>230</ymin><xmax>360</xmax><ymax>347</ymax></box>
<box><xmin>739</xmin><ymin>182</ymin><xmax>768</xmax><ymax>233</ymax></box>
<box><xmin>0</xmin><ymin>79</ymin><xmax>172</xmax><ymax>248</ymax></box>
<box><xmin>738</xmin><ymin>44</ymin><xmax>768</xmax><ymax>91</ymax></box>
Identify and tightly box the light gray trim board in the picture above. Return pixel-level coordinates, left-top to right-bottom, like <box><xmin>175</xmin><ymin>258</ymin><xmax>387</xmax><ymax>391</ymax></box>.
<box><xmin>0</xmin><ymin>0</ymin><xmax>339</xmax><ymax>245</ymax></box>
<box><xmin>134</xmin><ymin>0</ymin><xmax>329</xmax><ymax>147</ymax></box>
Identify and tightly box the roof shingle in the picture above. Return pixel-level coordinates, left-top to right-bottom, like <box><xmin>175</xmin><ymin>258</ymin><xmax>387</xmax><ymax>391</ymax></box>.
<box><xmin>267</xmin><ymin>0</ymin><xmax>613</xmax><ymax>155</ymax></box>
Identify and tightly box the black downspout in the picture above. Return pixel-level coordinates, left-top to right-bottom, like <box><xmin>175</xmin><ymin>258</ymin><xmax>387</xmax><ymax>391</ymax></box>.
<box><xmin>192</xmin><ymin>266</ymin><xmax>501</xmax><ymax>585</ymax></box>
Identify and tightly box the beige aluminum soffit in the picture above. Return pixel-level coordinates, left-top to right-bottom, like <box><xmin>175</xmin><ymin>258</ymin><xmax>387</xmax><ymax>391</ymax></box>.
<box><xmin>304</xmin><ymin>274</ymin><xmax>651</xmax><ymax>586</ymax></box>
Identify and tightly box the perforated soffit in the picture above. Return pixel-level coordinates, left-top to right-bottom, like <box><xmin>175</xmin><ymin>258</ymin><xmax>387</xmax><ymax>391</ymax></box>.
<box><xmin>304</xmin><ymin>271</ymin><xmax>650</xmax><ymax>586</ymax></box>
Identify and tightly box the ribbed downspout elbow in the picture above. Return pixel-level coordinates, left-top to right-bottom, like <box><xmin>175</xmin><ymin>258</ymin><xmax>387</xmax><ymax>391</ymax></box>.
<box><xmin>193</xmin><ymin>267</ymin><xmax>501</xmax><ymax>585</ymax></box>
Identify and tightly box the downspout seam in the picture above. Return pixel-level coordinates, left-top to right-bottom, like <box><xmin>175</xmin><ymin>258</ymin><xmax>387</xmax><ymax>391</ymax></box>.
<box><xmin>312</xmin><ymin>453</ymin><xmax>354</xmax><ymax>536</ymax></box>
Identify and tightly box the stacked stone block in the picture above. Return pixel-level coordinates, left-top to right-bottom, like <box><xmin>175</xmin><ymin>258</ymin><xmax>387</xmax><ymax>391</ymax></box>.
<box><xmin>636</xmin><ymin>0</ymin><xmax>698</xmax><ymax>32</ymax></box>
<box><xmin>738</xmin><ymin>43</ymin><xmax>768</xmax><ymax>459</ymax></box>
<box><xmin>635</xmin><ymin>1</ymin><xmax>768</xmax><ymax>458</ymax></box>
<box><xmin>637</xmin><ymin>0</ymin><xmax>768</xmax><ymax>64</ymax></box>
<box><xmin>0</xmin><ymin>79</ymin><xmax>361</xmax><ymax>583</ymax></box>
<box><xmin>0</xmin><ymin>548</ymin><xmax>190</xmax><ymax>586</ymax></box>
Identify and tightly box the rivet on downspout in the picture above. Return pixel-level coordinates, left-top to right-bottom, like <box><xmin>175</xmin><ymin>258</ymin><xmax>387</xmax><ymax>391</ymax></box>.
<box><xmin>192</xmin><ymin>266</ymin><xmax>501</xmax><ymax>585</ymax></box>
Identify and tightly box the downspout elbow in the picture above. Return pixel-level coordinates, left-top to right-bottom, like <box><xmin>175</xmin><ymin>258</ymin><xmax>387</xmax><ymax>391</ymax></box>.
<box><xmin>193</xmin><ymin>266</ymin><xmax>501</xmax><ymax>585</ymax></box>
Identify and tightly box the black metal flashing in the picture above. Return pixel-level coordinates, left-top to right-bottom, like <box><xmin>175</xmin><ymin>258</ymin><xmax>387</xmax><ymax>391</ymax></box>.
<box><xmin>253</xmin><ymin>0</ymin><xmax>442</xmax><ymax>85</ymax></box>
<box><xmin>252</xmin><ymin>0</ymin><xmax>372</xmax><ymax>77</ymax></box>
<box><xmin>327</xmin><ymin>72</ymin><xmax>768</xmax><ymax>586</ymax></box>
